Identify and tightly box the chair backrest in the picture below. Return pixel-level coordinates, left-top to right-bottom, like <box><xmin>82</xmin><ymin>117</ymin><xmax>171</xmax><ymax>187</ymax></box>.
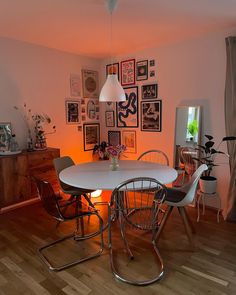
<box><xmin>137</xmin><ymin>149</ymin><xmax>169</xmax><ymax>166</ymax></box>
<box><xmin>180</xmin><ymin>147</ymin><xmax>197</xmax><ymax>176</ymax></box>
<box><xmin>53</xmin><ymin>156</ymin><xmax>75</xmax><ymax>190</ymax></box>
<box><xmin>34</xmin><ymin>177</ymin><xmax>63</xmax><ymax>220</ymax></box>
<box><xmin>111</xmin><ymin>177</ymin><xmax>167</xmax><ymax>231</ymax></box>
<box><xmin>176</xmin><ymin>164</ymin><xmax>208</xmax><ymax>206</ymax></box>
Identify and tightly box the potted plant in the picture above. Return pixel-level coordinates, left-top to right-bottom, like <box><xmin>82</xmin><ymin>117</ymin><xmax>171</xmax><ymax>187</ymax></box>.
<box><xmin>187</xmin><ymin>119</ymin><xmax>198</xmax><ymax>141</ymax></box>
<box><xmin>194</xmin><ymin>134</ymin><xmax>236</xmax><ymax>194</ymax></box>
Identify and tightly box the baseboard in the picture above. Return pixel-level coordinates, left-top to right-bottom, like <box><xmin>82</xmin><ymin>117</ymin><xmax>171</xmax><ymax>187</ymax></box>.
<box><xmin>0</xmin><ymin>198</ymin><xmax>40</xmax><ymax>214</ymax></box>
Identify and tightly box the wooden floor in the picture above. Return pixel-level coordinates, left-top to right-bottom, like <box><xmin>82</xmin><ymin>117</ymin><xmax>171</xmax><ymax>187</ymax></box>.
<box><xmin>0</xmin><ymin>194</ymin><xmax>236</xmax><ymax>295</ymax></box>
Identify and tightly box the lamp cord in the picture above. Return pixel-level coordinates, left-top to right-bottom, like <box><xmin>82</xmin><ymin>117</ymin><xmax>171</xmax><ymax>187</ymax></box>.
<box><xmin>110</xmin><ymin>9</ymin><xmax>113</xmax><ymax>68</ymax></box>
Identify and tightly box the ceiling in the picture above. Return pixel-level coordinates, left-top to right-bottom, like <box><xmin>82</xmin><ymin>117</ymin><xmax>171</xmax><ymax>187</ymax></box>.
<box><xmin>0</xmin><ymin>0</ymin><xmax>236</xmax><ymax>59</ymax></box>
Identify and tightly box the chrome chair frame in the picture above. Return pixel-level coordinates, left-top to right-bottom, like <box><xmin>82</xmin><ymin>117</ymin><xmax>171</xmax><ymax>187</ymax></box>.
<box><xmin>108</xmin><ymin>177</ymin><xmax>167</xmax><ymax>286</ymax></box>
<box><xmin>34</xmin><ymin>178</ymin><xmax>104</xmax><ymax>272</ymax></box>
<box><xmin>137</xmin><ymin>149</ymin><xmax>169</xmax><ymax>166</ymax></box>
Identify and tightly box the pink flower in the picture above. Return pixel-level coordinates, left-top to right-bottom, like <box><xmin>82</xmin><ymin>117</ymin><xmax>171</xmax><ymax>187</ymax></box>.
<box><xmin>106</xmin><ymin>145</ymin><xmax>126</xmax><ymax>158</ymax></box>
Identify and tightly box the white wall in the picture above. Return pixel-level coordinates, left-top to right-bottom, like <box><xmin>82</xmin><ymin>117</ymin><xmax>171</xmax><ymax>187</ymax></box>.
<box><xmin>100</xmin><ymin>28</ymin><xmax>236</xmax><ymax>209</ymax></box>
<box><xmin>0</xmin><ymin>37</ymin><xmax>101</xmax><ymax>163</ymax></box>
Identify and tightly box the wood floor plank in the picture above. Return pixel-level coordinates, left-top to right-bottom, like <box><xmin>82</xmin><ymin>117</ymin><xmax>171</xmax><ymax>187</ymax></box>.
<box><xmin>0</xmin><ymin>201</ymin><xmax>236</xmax><ymax>294</ymax></box>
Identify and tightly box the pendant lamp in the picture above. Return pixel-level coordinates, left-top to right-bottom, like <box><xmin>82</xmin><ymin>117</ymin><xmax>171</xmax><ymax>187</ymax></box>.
<box><xmin>99</xmin><ymin>0</ymin><xmax>126</xmax><ymax>102</ymax></box>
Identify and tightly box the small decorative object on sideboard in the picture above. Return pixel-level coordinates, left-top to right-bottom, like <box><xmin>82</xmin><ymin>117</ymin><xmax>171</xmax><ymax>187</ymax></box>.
<box><xmin>194</xmin><ymin>134</ymin><xmax>236</xmax><ymax>194</ymax></box>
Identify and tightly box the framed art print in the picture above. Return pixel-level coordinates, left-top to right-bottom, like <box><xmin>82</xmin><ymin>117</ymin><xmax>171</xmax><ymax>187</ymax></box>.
<box><xmin>105</xmin><ymin>111</ymin><xmax>115</xmax><ymax>127</ymax></box>
<box><xmin>136</xmin><ymin>60</ymin><xmax>148</xmax><ymax>81</ymax></box>
<box><xmin>121</xmin><ymin>59</ymin><xmax>135</xmax><ymax>86</ymax></box>
<box><xmin>141</xmin><ymin>100</ymin><xmax>162</xmax><ymax>132</ymax></box>
<box><xmin>82</xmin><ymin>69</ymin><xmax>99</xmax><ymax>98</ymax></box>
<box><xmin>122</xmin><ymin>130</ymin><xmax>136</xmax><ymax>153</ymax></box>
<box><xmin>70</xmin><ymin>74</ymin><xmax>81</xmax><ymax>97</ymax></box>
<box><xmin>116</xmin><ymin>86</ymin><xmax>138</xmax><ymax>128</ymax></box>
<box><xmin>106</xmin><ymin>63</ymin><xmax>120</xmax><ymax>80</ymax></box>
<box><xmin>108</xmin><ymin>130</ymin><xmax>121</xmax><ymax>146</ymax></box>
<box><xmin>66</xmin><ymin>100</ymin><xmax>81</xmax><ymax>124</ymax></box>
<box><xmin>87</xmin><ymin>99</ymin><xmax>98</xmax><ymax>121</ymax></box>
<box><xmin>0</xmin><ymin>122</ymin><xmax>12</xmax><ymax>152</ymax></box>
<box><xmin>83</xmin><ymin>123</ymin><xmax>100</xmax><ymax>151</ymax></box>
<box><xmin>142</xmin><ymin>84</ymin><xmax>158</xmax><ymax>99</ymax></box>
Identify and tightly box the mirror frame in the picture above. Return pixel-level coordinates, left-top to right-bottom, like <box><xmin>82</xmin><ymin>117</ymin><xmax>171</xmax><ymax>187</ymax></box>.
<box><xmin>173</xmin><ymin>105</ymin><xmax>202</xmax><ymax>169</ymax></box>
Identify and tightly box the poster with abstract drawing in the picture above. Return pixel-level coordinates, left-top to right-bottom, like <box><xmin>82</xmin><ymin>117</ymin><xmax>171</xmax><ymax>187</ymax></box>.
<box><xmin>116</xmin><ymin>86</ymin><xmax>138</xmax><ymax>128</ymax></box>
<box><xmin>141</xmin><ymin>100</ymin><xmax>162</xmax><ymax>132</ymax></box>
<box><xmin>83</xmin><ymin>123</ymin><xmax>100</xmax><ymax>151</ymax></box>
<box><xmin>82</xmin><ymin>69</ymin><xmax>99</xmax><ymax>98</ymax></box>
<box><xmin>136</xmin><ymin>60</ymin><xmax>148</xmax><ymax>81</ymax></box>
<box><xmin>66</xmin><ymin>100</ymin><xmax>81</xmax><ymax>124</ymax></box>
<box><xmin>122</xmin><ymin>130</ymin><xmax>136</xmax><ymax>153</ymax></box>
<box><xmin>108</xmin><ymin>130</ymin><xmax>121</xmax><ymax>146</ymax></box>
<box><xmin>0</xmin><ymin>122</ymin><xmax>12</xmax><ymax>151</ymax></box>
<box><xmin>70</xmin><ymin>74</ymin><xmax>81</xmax><ymax>97</ymax></box>
<box><xmin>121</xmin><ymin>59</ymin><xmax>135</xmax><ymax>86</ymax></box>
<box><xmin>106</xmin><ymin>63</ymin><xmax>120</xmax><ymax>80</ymax></box>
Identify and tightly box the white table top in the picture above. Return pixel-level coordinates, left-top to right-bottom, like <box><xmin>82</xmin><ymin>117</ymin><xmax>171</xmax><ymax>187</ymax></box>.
<box><xmin>59</xmin><ymin>160</ymin><xmax>178</xmax><ymax>191</ymax></box>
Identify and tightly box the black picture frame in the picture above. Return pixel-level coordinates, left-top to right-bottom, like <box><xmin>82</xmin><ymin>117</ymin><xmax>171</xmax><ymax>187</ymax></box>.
<box><xmin>136</xmin><ymin>60</ymin><xmax>148</xmax><ymax>81</ymax></box>
<box><xmin>142</xmin><ymin>84</ymin><xmax>158</xmax><ymax>100</ymax></box>
<box><xmin>106</xmin><ymin>63</ymin><xmax>120</xmax><ymax>81</ymax></box>
<box><xmin>141</xmin><ymin>100</ymin><xmax>162</xmax><ymax>132</ymax></box>
<box><xmin>83</xmin><ymin>123</ymin><xmax>100</xmax><ymax>151</ymax></box>
<box><xmin>108</xmin><ymin>130</ymin><xmax>121</xmax><ymax>146</ymax></box>
<box><xmin>105</xmin><ymin>111</ymin><xmax>115</xmax><ymax>127</ymax></box>
<box><xmin>121</xmin><ymin>59</ymin><xmax>135</xmax><ymax>86</ymax></box>
<box><xmin>116</xmin><ymin>86</ymin><xmax>139</xmax><ymax>128</ymax></box>
<box><xmin>65</xmin><ymin>100</ymin><xmax>80</xmax><ymax>124</ymax></box>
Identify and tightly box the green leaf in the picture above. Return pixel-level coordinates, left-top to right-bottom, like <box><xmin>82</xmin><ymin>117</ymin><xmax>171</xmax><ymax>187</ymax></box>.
<box><xmin>205</xmin><ymin>135</ymin><xmax>213</xmax><ymax>140</ymax></box>
<box><xmin>222</xmin><ymin>136</ymin><xmax>236</xmax><ymax>141</ymax></box>
<box><xmin>205</xmin><ymin>141</ymin><xmax>214</xmax><ymax>148</ymax></box>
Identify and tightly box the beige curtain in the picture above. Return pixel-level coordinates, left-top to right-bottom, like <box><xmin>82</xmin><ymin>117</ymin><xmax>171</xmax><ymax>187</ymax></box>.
<box><xmin>224</xmin><ymin>37</ymin><xmax>236</xmax><ymax>221</ymax></box>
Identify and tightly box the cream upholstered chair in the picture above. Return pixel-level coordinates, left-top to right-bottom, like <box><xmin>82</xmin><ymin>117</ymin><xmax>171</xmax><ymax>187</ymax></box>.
<box><xmin>155</xmin><ymin>164</ymin><xmax>208</xmax><ymax>246</ymax></box>
<box><xmin>34</xmin><ymin>178</ymin><xmax>104</xmax><ymax>271</ymax></box>
<box><xmin>137</xmin><ymin>149</ymin><xmax>169</xmax><ymax>166</ymax></box>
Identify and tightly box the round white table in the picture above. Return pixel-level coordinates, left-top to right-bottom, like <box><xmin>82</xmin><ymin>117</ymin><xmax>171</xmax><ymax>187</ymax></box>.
<box><xmin>59</xmin><ymin>160</ymin><xmax>178</xmax><ymax>191</ymax></box>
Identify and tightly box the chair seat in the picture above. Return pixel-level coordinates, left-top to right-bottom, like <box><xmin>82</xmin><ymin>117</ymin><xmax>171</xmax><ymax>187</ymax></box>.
<box><xmin>61</xmin><ymin>182</ymin><xmax>94</xmax><ymax>195</ymax></box>
<box><xmin>165</xmin><ymin>188</ymin><xmax>186</xmax><ymax>203</ymax></box>
<box><xmin>59</xmin><ymin>200</ymin><xmax>96</xmax><ymax>220</ymax></box>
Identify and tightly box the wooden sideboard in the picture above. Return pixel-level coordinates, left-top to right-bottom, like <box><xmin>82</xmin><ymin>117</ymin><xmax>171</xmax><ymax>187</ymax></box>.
<box><xmin>0</xmin><ymin>147</ymin><xmax>60</xmax><ymax>213</ymax></box>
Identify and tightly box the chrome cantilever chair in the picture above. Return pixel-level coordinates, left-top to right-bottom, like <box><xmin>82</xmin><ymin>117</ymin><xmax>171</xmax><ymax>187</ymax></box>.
<box><xmin>180</xmin><ymin>147</ymin><xmax>197</xmax><ymax>184</ymax></box>
<box><xmin>137</xmin><ymin>149</ymin><xmax>169</xmax><ymax>166</ymax></box>
<box><xmin>108</xmin><ymin>177</ymin><xmax>167</xmax><ymax>286</ymax></box>
<box><xmin>53</xmin><ymin>156</ymin><xmax>94</xmax><ymax>200</ymax></box>
<box><xmin>34</xmin><ymin>178</ymin><xmax>104</xmax><ymax>271</ymax></box>
<box><xmin>53</xmin><ymin>156</ymin><xmax>95</xmax><ymax>231</ymax></box>
<box><xmin>155</xmin><ymin>164</ymin><xmax>208</xmax><ymax>246</ymax></box>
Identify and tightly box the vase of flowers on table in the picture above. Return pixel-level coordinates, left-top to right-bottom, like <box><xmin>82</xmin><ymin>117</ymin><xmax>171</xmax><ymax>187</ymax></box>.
<box><xmin>106</xmin><ymin>144</ymin><xmax>126</xmax><ymax>171</ymax></box>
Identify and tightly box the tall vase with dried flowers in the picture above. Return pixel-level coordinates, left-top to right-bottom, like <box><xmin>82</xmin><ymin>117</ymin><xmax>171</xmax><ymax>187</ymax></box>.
<box><xmin>32</xmin><ymin>113</ymin><xmax>56</xmax><ymax>150</ymax></box>
<box><xmin>14</xmin><ymin>104</ymin><xmax>56</xmax><ymax>151</ymax></box>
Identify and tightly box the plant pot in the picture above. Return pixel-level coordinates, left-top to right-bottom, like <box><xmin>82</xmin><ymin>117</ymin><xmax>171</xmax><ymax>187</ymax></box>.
<box><xmin>199</xmin><ymin>176</ymin><xmax>217</xmax><ymax>194</ymax></box>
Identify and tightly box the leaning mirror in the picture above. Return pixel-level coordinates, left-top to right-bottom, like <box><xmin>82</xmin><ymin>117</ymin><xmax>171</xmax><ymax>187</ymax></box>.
<box><xmin>174</xmin><ymin>106</ymin><xmax>201</xmax><ymax>174</ymax></box>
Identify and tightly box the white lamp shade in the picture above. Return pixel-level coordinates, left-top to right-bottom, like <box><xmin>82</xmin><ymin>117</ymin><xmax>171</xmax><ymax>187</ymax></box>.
<box><xmin>99</xmin><ymin>74</ymin><xmax>126</xmax><ymax>102</ymax></box>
